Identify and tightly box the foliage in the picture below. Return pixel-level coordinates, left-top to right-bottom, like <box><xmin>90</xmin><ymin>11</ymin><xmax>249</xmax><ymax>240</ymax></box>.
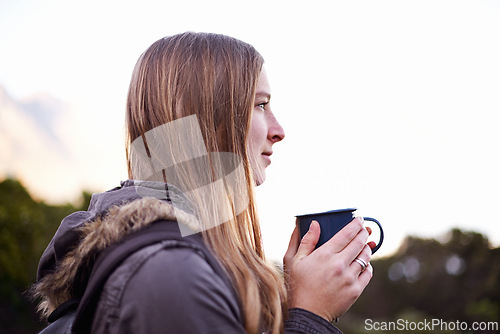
<box><xmin>340</xmin><ymin>229</ymin><xmax>500</xmax><ymax>333</ymax></box>
<box><xmin>0</xmin><ymin>178</ymin><xmax>91</xmax><ymax>333</ymax></box>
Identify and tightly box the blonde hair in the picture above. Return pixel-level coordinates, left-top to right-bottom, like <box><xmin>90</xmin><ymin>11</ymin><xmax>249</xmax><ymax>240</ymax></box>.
<box><xmin>125</xmin><ymin>32</ymin><xmax>287</xmax><ymax>333</ymax></box>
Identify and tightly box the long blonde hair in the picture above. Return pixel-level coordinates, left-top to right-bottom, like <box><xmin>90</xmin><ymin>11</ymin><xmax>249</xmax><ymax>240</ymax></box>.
<box><xmin>125</xmin><ymin>32</ymin><xmax>287</xmax><ymax>333</ymax></box>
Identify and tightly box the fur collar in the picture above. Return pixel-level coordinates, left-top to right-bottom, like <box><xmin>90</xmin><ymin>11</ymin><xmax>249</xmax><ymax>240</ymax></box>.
<box><xmin>33</xmin><ymin>197</ymin><xmax>198</xmax><ymax>319</ymax></box>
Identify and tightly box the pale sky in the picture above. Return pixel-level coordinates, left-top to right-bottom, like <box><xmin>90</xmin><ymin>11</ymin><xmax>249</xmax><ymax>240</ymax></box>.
<box><xmin>1</xmin><ymin>0</ymin><xmax>499</xmax><ymax>261</ymax></box>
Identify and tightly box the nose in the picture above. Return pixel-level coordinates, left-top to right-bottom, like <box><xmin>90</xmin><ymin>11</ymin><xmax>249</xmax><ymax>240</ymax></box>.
<box><xmin>268</xmin><ymin>112</ymin><xmax>285</xmax><ymax>143</ymax></box>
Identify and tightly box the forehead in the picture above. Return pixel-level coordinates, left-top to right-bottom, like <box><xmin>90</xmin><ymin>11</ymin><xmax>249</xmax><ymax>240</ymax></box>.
<box><xmin>255</xmin><ymin>67</ymin><xmax>271</xmax><ymax>97</ymax></box>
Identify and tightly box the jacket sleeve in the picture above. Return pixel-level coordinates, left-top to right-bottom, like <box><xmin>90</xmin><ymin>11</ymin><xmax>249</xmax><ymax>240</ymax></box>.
<box><xmin>285</xmin><ymin>308</ymin><xmax>343</xmax><ymax>334</ymax></box>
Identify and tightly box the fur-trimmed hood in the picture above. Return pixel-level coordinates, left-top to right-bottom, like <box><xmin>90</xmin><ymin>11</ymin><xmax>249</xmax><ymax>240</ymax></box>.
<box><xmin>34</xmin><ymin>180</ymin><xmax>199</xmax><ymax>318</ymax></box>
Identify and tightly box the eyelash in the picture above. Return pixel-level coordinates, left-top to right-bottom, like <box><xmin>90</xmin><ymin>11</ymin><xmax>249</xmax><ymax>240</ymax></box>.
<box><xmin>256</xmin><ymin>101</ymin><xmax>269</xmax><ymax>110</ymax></box>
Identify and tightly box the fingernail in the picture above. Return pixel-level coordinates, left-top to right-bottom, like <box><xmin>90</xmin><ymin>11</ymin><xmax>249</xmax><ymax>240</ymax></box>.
<box><xmin>309</xmin><ymin>220</ymin><xmax>317</xmax><ymax>232</ymax></box>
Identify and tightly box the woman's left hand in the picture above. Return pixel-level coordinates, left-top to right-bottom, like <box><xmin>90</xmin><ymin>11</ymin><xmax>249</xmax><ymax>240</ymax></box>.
<box><xmin>283</xmin><ymin>218</ymin><xmax>373</xmax><ymax>322</ymax></box>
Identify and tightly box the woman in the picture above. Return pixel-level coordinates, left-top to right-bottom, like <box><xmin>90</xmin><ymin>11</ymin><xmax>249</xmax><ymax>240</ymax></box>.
<box><xmin>34</xmin><ymin>32</ymin><xmax>373</xmax><ymax>333</ymax></box>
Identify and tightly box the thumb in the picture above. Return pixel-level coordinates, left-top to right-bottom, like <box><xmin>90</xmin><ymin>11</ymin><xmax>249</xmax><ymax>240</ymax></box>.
<box><xmin>295</xmin><ymin>220</ymin><xmax>321</xmax><ymax>261</ymax></box>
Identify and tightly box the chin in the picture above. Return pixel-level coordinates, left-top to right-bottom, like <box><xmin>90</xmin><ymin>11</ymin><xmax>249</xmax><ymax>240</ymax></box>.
<box><xmin>254</xmin><ymin>172</ymin><xmax>266</xmax><ymax>186</ymax></box>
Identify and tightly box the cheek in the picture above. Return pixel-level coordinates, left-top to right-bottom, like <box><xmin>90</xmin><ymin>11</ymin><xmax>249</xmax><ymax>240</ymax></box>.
<box><xmin>247</xmin><ymin>114</ymin><xmax>268</xmax><ymax>185</ymax></box>
<box><xmin>247</xmin><ymin>128</ymin><xmax>259</xmax><ymax>159</ymax></box>
<box><xmin>248</xmin><ymin>115</ymin><xmax>267</xmax><ymax>147</ymax></box>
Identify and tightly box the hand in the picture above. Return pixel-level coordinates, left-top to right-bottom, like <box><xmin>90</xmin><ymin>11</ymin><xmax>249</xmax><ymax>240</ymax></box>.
<box><xmin>283</xmin><ymin>218</ymin><xmax>373</xmax><ymax>322</ymax></box>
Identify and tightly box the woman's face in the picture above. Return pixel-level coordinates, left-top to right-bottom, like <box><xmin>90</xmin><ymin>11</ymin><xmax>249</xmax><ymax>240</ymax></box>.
<box><xmin>248</xmin><ymin>68</ymin><xmax>285</xmax><ymax>186</ymax></box>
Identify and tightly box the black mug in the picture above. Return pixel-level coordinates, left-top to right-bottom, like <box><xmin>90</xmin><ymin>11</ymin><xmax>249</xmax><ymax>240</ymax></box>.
<box><xmin>296</xmin><ymin>208</ymin><xmax>384</xmax><ymax>254</ymax></box>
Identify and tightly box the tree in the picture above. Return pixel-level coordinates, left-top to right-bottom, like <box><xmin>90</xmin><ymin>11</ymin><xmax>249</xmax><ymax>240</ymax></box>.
<box><xmin>0</xmin><ymin>178</ymin><xmax>89</xmax><ymax>333</ymax></box>
<box><xmin>340</xmin><ymin>229</ymin><xmax>500</xmax><ymax>333</ymax></box>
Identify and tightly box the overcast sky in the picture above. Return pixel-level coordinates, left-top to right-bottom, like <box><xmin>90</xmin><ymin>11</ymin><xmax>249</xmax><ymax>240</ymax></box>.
<box><xmin>1</xmin><ymin>0</ymin><xmax>499</xmax><ymax>260</ymax></box>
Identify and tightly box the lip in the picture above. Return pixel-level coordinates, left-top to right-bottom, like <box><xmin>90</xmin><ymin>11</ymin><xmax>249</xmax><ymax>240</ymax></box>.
<box><xmin>262</xmin><ymin>152</ymin><xmax>272</xmax><ymax>164</ymax></box>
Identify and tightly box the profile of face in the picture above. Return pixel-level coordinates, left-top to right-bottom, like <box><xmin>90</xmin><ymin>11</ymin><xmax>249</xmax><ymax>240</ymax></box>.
<box><xmin>247</xmin><ymin>68</ymin><xmax>285</xmax><ymax>186</ymax></box>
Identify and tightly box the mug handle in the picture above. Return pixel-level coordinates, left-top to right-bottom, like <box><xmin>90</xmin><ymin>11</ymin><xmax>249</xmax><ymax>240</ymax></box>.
<box><xmin>363</xmin><ymin>217</ymin><xmax>384</xmax><ymax>254</ymax></box>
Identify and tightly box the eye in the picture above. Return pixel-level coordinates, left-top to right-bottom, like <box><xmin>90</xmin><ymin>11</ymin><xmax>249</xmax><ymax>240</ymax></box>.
<box><xmin>256</xmin><ymin>101</ymin><xmax>269</xmax><ymax>111</ymax></box>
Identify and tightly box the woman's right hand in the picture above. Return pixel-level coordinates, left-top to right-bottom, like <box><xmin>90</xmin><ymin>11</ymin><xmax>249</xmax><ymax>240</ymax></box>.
<box><xmin>283</xmin><ymin>218</ymin><xmax>373</xmax><ymax>322</ymax></box>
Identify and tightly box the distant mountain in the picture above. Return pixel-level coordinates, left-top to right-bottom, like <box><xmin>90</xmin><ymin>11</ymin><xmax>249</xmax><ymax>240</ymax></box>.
<box><xmin>19</xmin><ymin>90</ymin><xmax>72</xmax><ymax>156</ymax></box>
<box><xmin>0</xmin><ymin>85</ymin><xmax>82</xmax><ymax>202</ymax></box>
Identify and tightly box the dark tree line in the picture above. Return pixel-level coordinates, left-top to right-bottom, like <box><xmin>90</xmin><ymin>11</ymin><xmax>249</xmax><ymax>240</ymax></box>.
<box><xmin>0</xmin><ymin>179</ymin><xmax>91</xmax><ymax>333</ymax></box>
<box><xmin>341</xmin><ymin>228</ymin><xmax>500</xmax><ymax>333</ymax></box>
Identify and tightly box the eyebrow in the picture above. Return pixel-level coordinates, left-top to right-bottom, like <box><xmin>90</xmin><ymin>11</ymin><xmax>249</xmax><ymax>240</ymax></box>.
<box><xmin>255</xmin><ymin>91</ymin><xmax>271</xmax><ymax>100</ymax></box>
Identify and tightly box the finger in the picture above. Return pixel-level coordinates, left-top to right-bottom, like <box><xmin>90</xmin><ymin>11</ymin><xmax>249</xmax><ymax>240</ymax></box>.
<box><xmin>350</xmin><ymin>244</ymin><xmax>372</xmax><ymax>276</ymax></box>
<box><xmin>284</xmin><ymin>223</ymin><xmax>301</xmax><ymax>262</ymax></box>
<box><xmin>323</xmin><ymin>217</ymin><xmax>365</xmax><ymax>253</ymax></box>
<box><xmin>358</xmin><ymin>262</ymin><xmax>373</xmax><ymax>289</ymax></box>
<box><xmin>365</xmin><ymin>226</ymin><xmax>377</xmax><ymax>251</ymax></box>
<box><xmin>294</xmin><ymin>220</ymin><xmax>321</xmax><ymax>262</ymax></box>
<box><xmin>340</xmin><ymin>224</ymin><xmax>370</xmax><ymax>263</ymax></box>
